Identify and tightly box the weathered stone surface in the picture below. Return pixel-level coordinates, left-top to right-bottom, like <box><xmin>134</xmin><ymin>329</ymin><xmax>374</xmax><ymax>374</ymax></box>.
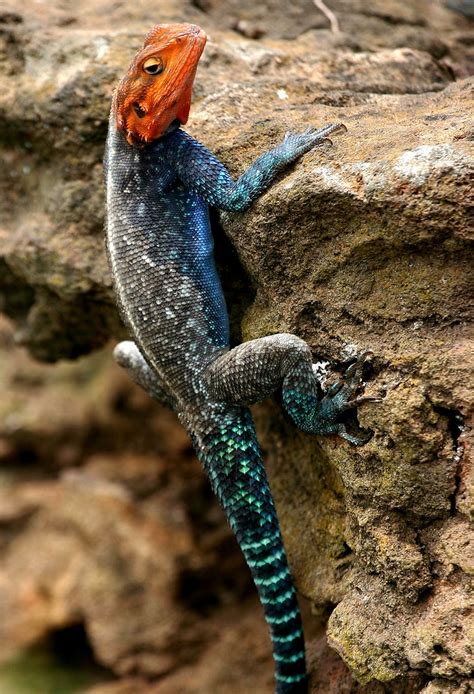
<box><xmin>420</xmin><ymin>679</ymin><xmax>474</xmax><ymax>694</ymax></box>
<box><xmin>0</xmin><ymin>0</ymin><xmax>473</xmax><ymax>692</ymax></box>
<box><xmin>0</xmin><ymin>316</ymin><xmax>262</xmax><ymax>685</ymax></box>
<box><xmin>0</xmin><ymin>477</ymin><xmax>193</xmax><ymax>673</ymax></box>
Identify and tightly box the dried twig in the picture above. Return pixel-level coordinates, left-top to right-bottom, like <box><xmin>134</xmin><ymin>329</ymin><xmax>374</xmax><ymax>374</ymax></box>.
<box><xmin>313</xmin><ymin>0</ymin><xmax>341</xmax><ymax>33</ymax></box>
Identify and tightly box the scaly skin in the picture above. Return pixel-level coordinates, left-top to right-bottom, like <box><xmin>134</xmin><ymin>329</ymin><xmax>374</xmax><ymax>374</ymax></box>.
<box><xmin>105</xmin><ymin>23</ymin><xmax>377</xmax><ymax>693</ymax></box>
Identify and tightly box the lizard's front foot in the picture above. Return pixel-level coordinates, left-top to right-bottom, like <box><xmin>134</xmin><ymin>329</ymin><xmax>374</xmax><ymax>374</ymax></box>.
<box><xmin>281</xmin><ymin>122</ymin><xmax>347</xmax><ymax>162</ymax></box>
<box><xmin>310</xmin><ymin>352</ymin><xmax>380</xmax><ymax>445</ymax></box>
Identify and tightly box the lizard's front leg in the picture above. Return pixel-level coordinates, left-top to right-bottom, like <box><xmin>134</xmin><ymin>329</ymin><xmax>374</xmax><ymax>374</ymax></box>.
<box><xmin>161</xmin><ymin>123</ymin><xmax>346</xmax><ymax>212</ymax></box>
<box><xmin>205</xmin><ymin>334</ymin><xmax>378</xmax><ymax>444</ymax></box>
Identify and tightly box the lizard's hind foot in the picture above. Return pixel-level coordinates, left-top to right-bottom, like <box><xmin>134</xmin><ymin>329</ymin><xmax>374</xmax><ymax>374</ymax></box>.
<box><xmin>307</xmin><ymin>352</ymin><xmax>380</xmax><ymax>445</ymax></box>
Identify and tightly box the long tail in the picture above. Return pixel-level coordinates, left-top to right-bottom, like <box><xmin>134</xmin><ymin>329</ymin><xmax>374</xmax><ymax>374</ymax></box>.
<box><xmin>187</xmin><ymin>405</ymin><xmax>307</xmax><ymax>693</ymax></box>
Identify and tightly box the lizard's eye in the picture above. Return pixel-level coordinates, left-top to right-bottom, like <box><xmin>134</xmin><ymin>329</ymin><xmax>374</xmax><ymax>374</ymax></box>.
<box><xmin>143</xmin><ymin>57</ymin><xmax>164</xmax><ymax>75</ymax></box>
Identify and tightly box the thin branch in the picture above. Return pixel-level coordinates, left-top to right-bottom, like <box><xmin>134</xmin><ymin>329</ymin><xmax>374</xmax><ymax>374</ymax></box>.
<box><xmin>313</xmin><ymin>0</ymin><xmax>341</xmax><ymax>34</ymax></box>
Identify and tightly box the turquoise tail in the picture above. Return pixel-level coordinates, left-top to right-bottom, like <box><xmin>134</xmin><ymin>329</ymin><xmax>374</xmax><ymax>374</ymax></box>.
<box><xmin>187</xmin><ymin>405</ymin><xmax>307</xmax><ymax>693</ymax></box>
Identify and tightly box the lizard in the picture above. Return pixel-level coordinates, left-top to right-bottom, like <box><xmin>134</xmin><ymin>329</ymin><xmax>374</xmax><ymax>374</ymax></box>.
<box><xmin>104</xmin><ymin>22</ymin><xmax>377</xmax><ymax>693</ymax></box>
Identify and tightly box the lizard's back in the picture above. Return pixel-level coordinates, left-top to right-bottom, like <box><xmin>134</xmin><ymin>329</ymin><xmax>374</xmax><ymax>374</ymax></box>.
<box><xmin>105</xmin><ymin>125</ymin><xmax>229</xmax><ymax>405</ymax></box>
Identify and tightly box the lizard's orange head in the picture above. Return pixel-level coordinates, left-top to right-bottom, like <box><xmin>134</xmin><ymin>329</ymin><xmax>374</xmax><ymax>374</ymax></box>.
<box><xmin>113</xmin><ymin>23</ymin><xmax>207</xmax><ymax>145</ymax></box>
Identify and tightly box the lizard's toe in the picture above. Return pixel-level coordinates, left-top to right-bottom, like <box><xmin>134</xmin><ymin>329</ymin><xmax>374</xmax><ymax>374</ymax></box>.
<box><xmin>341</xmin><ymin>395</ymin><xmax>383</xmax><ymax>412</ymax></box>
<box><xmin>339</xmin><ymin>426</ymin><xmax>373</xmax><ymax>446</ymax></box>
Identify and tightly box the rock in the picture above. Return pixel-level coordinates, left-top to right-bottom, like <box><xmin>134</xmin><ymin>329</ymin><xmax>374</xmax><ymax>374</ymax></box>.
<box><xmin>0</xmin><ymin>318</ymin><xmax>257</xmax><ymax>682</ymax></box>
<box><xmin>219</xmin><ymin>66</ymin><xmax>473</xmax><ymax>691</ymax></box>
<box><xmin>421</xmin><ymin>679</ymin><xmax>474</xmax><ymax>694</ymax></box>
<box><xmin>0</xmin><ymin>0</ymin><xmax>473</xmax><ymax>692</ymax></box>
<box><xmin>0</xmin><ymin>472</ymin><xmax>198</xmax><ymax>675</ymax></box>
<box><xmin>446</xmin><ymin>1</ymin><xmax>474</xmax><ymax>20</ymax></box>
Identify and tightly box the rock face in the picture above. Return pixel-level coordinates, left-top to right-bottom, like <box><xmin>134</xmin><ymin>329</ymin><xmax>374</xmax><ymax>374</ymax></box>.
<box><xmin>0</xmin><ymin>1</ymin><xmax>473</xmax><ymax>692</ymax></box>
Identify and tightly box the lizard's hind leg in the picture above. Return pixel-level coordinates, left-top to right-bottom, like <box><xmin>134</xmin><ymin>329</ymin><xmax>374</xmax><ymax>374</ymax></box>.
<box><xmin>113</xmin><ymin>341</ymin><xmax>175</xmax><ymax>408</ymax></box>
<box><xmin>205</xmin><ymin>333</ymin><xmax>376</xmax><ymax>444</ymax></box>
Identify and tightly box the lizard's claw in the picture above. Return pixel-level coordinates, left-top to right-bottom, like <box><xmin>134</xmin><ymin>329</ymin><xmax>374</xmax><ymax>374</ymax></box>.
<box><xmin>343</xmin><ymin>395</ymin><xmax>383</xmax><ymax>410</ymax></box>
<box><xmin>304</xmin><ymin>123</ymin><xmax>347</xmax><ymax>138</ymax></box>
